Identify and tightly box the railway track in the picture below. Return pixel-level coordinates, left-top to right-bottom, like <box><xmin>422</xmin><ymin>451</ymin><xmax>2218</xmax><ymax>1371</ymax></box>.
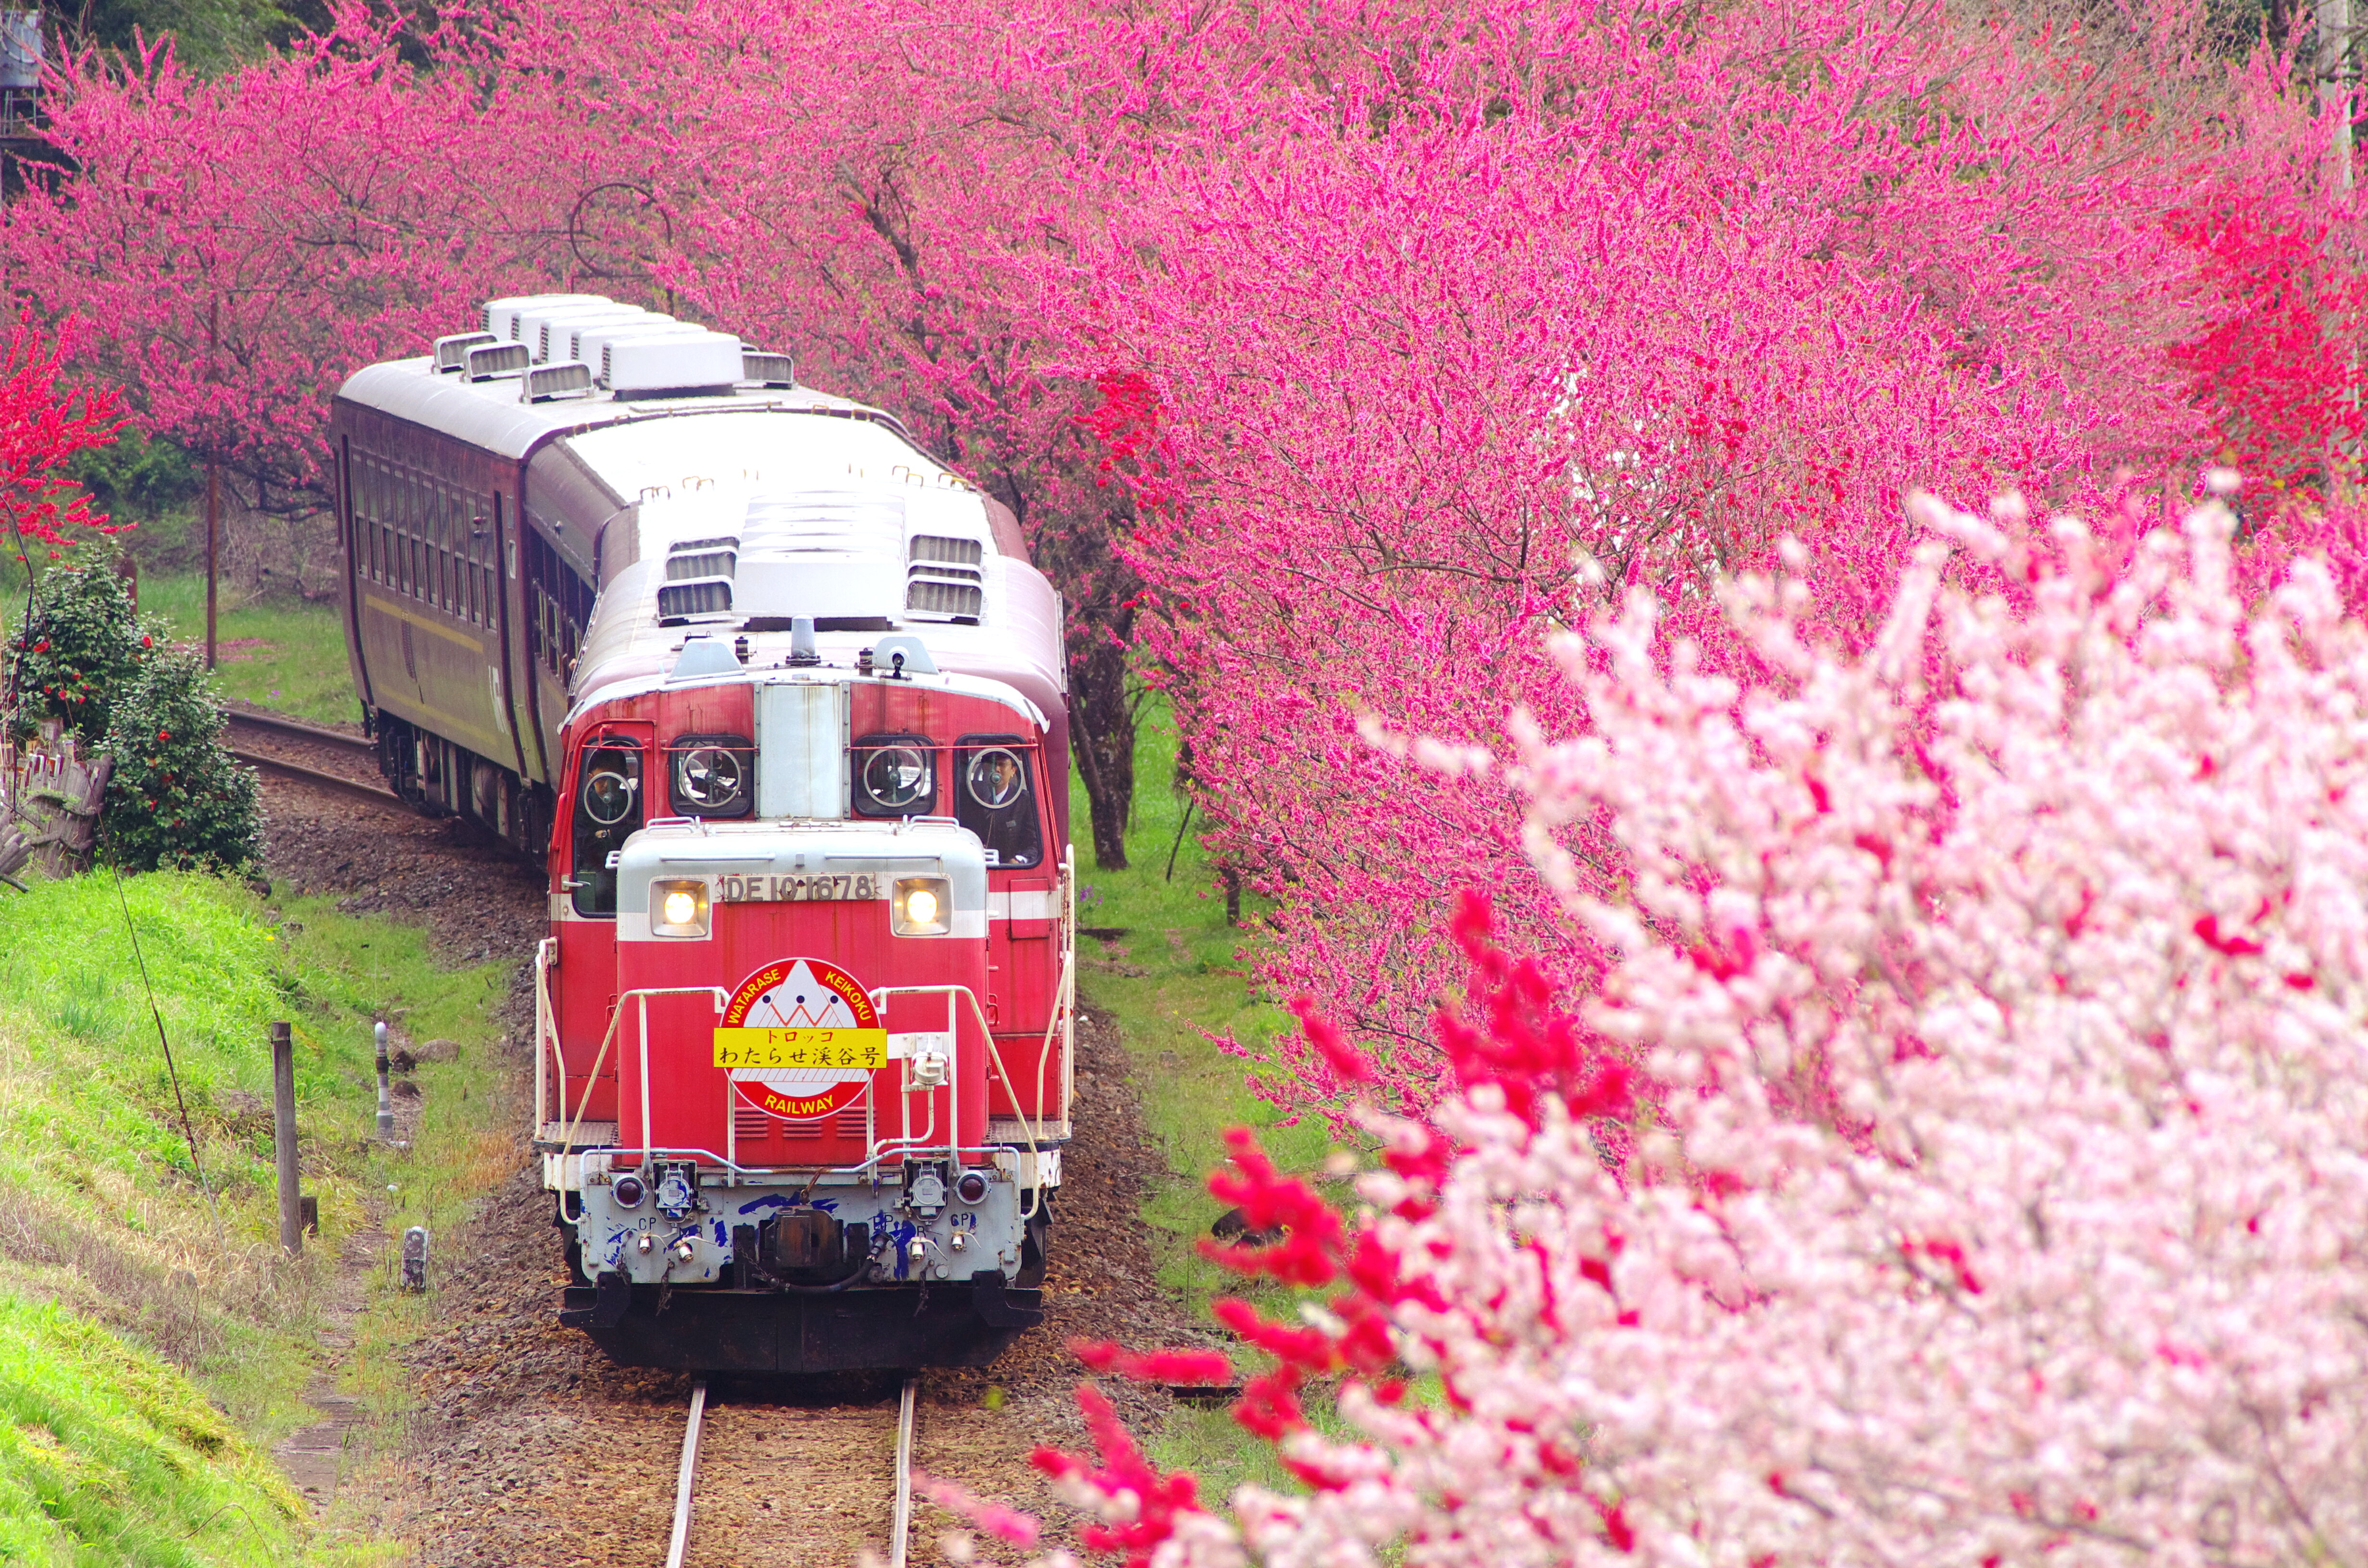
<box><xmin>221</xmin><ymin>709</ymin><xmax>411</xmax><ymax>811</ymax></box>
<box><xmin>666</xmin><ymin>1377</ymin><xmax>920</xmax><ymax>1568</ymax></box>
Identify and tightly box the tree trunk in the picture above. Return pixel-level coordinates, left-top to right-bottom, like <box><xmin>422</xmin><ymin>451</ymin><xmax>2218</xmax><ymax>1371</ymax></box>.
<box><xmin>1069</xmin><ymin>628</ymin><xmax>1135</xmax><ymax>869</ymax></box>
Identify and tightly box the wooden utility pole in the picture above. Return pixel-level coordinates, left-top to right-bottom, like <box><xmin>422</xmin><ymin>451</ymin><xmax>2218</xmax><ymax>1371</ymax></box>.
<box><xmin>205</xmin><ymin>297</ymin><xmax>220</xmax><ymax>670</ymax></box>
<box><xmin>271</xmin><ymin>1021</ymin><xmax>301</xmax><ymax>1257</ymax></box>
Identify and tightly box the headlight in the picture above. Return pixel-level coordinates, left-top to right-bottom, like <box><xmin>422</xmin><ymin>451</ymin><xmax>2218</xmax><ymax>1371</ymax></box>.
<box><xmin>892</xmin><ymin>875</ymin><xmax>952</xmax><ymax>936</ymax></box>
<box><xmin>652</xmin><ymin>878</ymin><xmax>709</xmax><ymax>938</ymax></box>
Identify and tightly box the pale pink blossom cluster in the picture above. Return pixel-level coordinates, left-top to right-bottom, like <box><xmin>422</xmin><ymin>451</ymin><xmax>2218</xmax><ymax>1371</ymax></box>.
<box><xmin>966</xmin><ymin>492</ymin><xmax>2368</xmax><ymax>1566</ymax></box>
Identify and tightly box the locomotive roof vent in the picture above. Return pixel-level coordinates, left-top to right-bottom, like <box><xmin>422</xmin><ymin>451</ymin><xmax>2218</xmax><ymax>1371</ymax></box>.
<box><xmin>483</xmin><ymin>293</ymin><xmax>611</xmax><ymax>342</ymax></box>
<box><xmin>521</xmin><ymin>361</ymin><xmax>597</xmax><ymax>404</ymax></box>
<box><xmin>603</xmin><ymin>331</ymin><xmax>747</xmax><ymax>397</ymax></box>
<box><xmin>433</xmin><ymin>331</ymin><xmax>497</xmax><ymax>373</ymax></box>
<box><xmin>905</xmin><ymin>534</ymin><xmax>986</xmax><ymax>623</ymax></box>
<box><xmin>741</xmin><ymin>352</ymin><xmax>796</xmax><ymax>388</ymax></box>
<box><xmin>462</xmin><ymin>341</ymin><xmax>531</xmax><ymax>382</ymax></box>
<box><xmin>666</xmin><ymin>543</ymin><xmax>738</xmax><ymax>582</ymax></box>
<box><xmin>656</xmin><ymin>577</ymin><xmax>735</xmax><ymax>624</ymax></box>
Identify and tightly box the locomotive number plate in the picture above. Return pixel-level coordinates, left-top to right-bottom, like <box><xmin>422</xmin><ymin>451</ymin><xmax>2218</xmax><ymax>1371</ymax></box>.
<box><xmin>712</xmin><ymin>872</ymin><xmax>882</xmax><ymax>903</ymax></box>
<box><xmin>713</xmin><ymin>1027</ymin><xmax>889</xmax><ymax>1070</ymax></box>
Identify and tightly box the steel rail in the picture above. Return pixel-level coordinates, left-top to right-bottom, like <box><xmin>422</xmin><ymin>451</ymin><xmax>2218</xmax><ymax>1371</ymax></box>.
<box><xmin>222</xmin><ymin>707</ymin><xmax>376</xmax><ymax>756</ymax></box>
<box><xmin>664</xmin><ymin>1380</ymin><xmax>708</xmax><ymax>1568</ymax></box>
<box><xmin>226</xmin><ymin>747</ymin><xmax>412</xmax><ymax>811</ymax></box>
<box><xmin>661</xmin><ymin>1376</ymin><xmax>918</xmax><ymax>1567</ymax></box>
<box><xmin>892</xmin><ymin>1377</ymin><xmax>918</xmax><ymax>1568</ymax></box>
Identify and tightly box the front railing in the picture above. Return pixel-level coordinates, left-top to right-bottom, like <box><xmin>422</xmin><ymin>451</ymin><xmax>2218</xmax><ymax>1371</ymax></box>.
<box><xmin>536</xmin><ymin>844</ymin><xmax>1079</xmax><ymax>1186</ymax></box>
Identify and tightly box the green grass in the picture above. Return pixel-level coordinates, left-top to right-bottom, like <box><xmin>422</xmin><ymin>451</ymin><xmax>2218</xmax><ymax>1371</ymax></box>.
<box><xmin>0</xmin><ymin>868</ymin><xmax>518</xmax><ymax>1559</ymax></box>
<box><xmin>0</xmin><ymin>1293</ymin><xmax>301</xmax><ymax>1564</ymax></box>
<box><xmin>132</xmin><ymin>574</ymin><xmax>358</xmax><ymax>727</ymax></box>
<box><xmin>1067</xmin><ymin>695</ymin><xmax>1331</xmax><ymax>1295</ymax></box>
<box><xmin>1065</xmin><ymin>694</ymin><xmax>1344</xmax><ymax>1498</ymax></box>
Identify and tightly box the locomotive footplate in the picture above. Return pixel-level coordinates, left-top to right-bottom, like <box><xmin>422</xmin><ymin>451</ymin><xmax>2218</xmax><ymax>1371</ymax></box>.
<box><xmin>556</xmin><ymin>1274</ymin><xmax>1045</xmax><ymax>1373</ymax></box>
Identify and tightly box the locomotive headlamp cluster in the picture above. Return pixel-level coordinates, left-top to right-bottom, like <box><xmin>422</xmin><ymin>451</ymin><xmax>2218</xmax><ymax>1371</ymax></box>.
<box><xmin>652</xmin><ymin>878</ymin><xmax>709</xmax><ymax>938</ymax></box>
<box><xmin>891</xmin><ymin>876</ymin><xmax>953</xmax><ymax>936</ymax></box>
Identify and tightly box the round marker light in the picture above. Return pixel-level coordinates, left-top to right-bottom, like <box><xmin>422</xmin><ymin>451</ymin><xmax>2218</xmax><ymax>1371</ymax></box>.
<box><xmin>662</xmin><ymin>888</ymin><xmax>699</xmax><ymax>927</ymax></box>
<box><xmin>956</xmin><ymin>1171</ymin><xmax>989</xmax><ymax>1204</ymax></box>
<box><xmin>613</xmin><ymin>1174</ymin><xmax>647</xmax><ymax>1208</ymax></box>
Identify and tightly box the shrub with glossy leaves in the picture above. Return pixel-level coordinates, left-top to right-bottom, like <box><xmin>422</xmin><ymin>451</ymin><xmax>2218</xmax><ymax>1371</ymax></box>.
<box><xmin>7</xmin><ymin>561</ymin><xmax>146</xmax><ymax>748</ymax></box>
<box><xmin>99</xmin><ymin>649</ymin><xmax>258</xmax><ymax>874</ymax></box>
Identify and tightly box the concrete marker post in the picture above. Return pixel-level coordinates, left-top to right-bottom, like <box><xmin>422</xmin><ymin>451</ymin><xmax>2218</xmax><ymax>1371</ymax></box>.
<box><xmin>271</xmin><ymin>1021</ymin><xmax>301</xmax><ymax>1257</ymax></box>
<box><xmin>374</xmin><ymin>1020</ymin><xmax>394</xmax><ymax>1140</ymax></box>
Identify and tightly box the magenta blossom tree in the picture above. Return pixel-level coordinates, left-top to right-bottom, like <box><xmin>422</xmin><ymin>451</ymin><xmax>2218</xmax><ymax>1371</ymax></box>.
<box><xmin>1073</xmin><ymin>5</ymin><xmax>2353</xmax><ymax>1118</ymax></box>
<box><xmin>0</xmin><ymin>315</ymin><xmax>124</xmax><ymax>557</ymax></box>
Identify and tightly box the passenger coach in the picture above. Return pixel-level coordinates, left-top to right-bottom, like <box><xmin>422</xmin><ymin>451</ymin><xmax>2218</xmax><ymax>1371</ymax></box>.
<box><xmin>333</xmin><ymin>295</ymin><xmax>1075</xmax><ymax>1372</ymax></box>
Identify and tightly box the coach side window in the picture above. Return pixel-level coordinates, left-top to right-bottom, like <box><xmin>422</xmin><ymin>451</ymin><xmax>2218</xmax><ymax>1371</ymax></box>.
<box><xmin>569</xmin><ymin>741</ymin><xmax>643</xmax><ymax>918</ymax></box>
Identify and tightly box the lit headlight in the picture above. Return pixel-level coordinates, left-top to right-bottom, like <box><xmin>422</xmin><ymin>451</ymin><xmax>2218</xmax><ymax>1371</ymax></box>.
<box><xmin>892</xmin><ymin>875</ymin><xmax>952</xmax><ymax>936</ymax></box>
<box><xmin>652</xmin><ymin>879</ymin><xmax>709</xmax><ymax>938</ymax></box>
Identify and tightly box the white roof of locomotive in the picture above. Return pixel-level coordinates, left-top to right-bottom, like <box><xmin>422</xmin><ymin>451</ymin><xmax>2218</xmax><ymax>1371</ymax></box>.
<box><xmin>564</xmin><ymin>415</ymin><xmax>1066</xmax><ymax>725</ymax></box>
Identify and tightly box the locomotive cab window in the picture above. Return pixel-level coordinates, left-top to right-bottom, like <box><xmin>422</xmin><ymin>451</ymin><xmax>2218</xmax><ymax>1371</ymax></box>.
<box><xmin>570</xmin><ymin>740</ymin><xmax>644</xmax><ymax>917</ymax></box>
<box><xmin>667</xmin><ymin>733</ymin><xmax>754</xmax><ymax>819</ymax></box>
<box><xmin>955</xmin><ymin>734</ymin><xmax>1043</xmax><ymax>868</ymax></box>
<box><xmin>852</xmin><ymin>732</ymin><xmax>936</xmax><ymax>818</ymax></box>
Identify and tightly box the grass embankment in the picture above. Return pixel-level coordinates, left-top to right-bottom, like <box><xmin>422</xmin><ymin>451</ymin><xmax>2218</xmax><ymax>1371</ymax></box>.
<box><xmin>1064</xmin><ymin>696</ymin><xmax>1346</xmax><ymax>1497</ymax></box>
<box><xmin>131</xmin><ymin>574</ymin><xmax>357</xmax><ymax>729</ymax></box>
<box><xmin>0</xmin><ymin>870</ymin><xmax>513</xmax><ymax>1561</ymax></box>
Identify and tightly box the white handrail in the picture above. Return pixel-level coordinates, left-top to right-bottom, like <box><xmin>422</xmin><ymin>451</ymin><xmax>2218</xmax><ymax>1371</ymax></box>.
<box><xmin>1031</xmin><ymin>844</ymin><xmax>1078</xmax><ymax>1136</ymax></box>
<box><xmin>560</xmin><ymin>985</ymin><xmax>728</xmax><ymax>1156</ymax></box>
<box><xmin>870</xmin><ymin>983</ymin><xmax>1042</xmax><ymax>1161</ymax></box>
<box><xmin>534</xmin><ymin>939</ymin><xmax>567</xmax><ymax>1132</ymax></box>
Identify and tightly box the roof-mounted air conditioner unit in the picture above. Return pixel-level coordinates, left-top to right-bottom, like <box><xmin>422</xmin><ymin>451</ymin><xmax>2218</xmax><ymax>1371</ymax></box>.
<box><xmin>523</xmin><ymin>304</ymin><xmax>666</xmax><ymax>364</ymax></box>
<box><xmin>574</xmin><ymin>317</ymin><xmax>701</xmax><ymax>368</ymax></box>
<box><xmin>602</xmin><ymin>332</ymin><xmax>744</xmax><ymax>396</ymax></box>
<box><xmin>484</xmin><ymin>294</ymin><xmax>610</xmax><ymax>341</ymax></box>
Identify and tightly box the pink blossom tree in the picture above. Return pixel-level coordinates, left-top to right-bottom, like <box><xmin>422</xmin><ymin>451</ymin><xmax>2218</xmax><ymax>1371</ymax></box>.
<box><xmin>0</xmin><ymin>26</ymin><xmax>598</xmax><ymax>515</ymax></box>
<box><xmin>937</xmin><ymin>485</ymin><xmax>2368</xmax><ymax>1566</ymax></box>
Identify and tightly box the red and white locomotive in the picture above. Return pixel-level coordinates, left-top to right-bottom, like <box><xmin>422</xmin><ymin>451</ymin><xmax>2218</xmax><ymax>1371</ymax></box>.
<box><xmin>333</xmin><ymin>295</ymin><xmax>1073</xmax><ymax>1371</ymax></box>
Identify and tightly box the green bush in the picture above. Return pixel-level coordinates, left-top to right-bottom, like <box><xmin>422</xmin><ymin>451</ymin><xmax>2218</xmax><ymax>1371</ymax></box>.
<box><xmin>99</xmin><ymin>650</ymin><xmax>260</xmax><ymax>874</ymax></box>
<box><xmin>67</xmin><ymin>430</ymin><xmax>200</xmax><ymax>530</ymax></box>
<box><xmin>7</xmin><ymin>563</ymin><xmax>148</xmax><ymax>748</ymax></box>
